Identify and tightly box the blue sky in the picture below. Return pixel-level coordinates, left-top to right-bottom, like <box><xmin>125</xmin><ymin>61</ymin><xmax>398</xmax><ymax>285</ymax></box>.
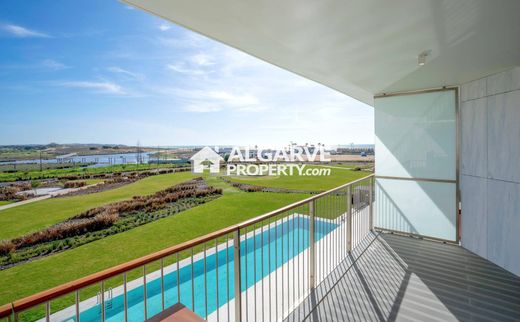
<box><xmin>0</xmin><ymin>0</ymin><xmax>373</xmax><ymax>147</ymax></box>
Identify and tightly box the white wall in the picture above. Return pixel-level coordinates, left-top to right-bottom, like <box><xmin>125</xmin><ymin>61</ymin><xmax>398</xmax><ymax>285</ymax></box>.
<box><xmin>460</xmin><ymin>66</ymin><xmax>520</xmax><ymax>276</ymax></box>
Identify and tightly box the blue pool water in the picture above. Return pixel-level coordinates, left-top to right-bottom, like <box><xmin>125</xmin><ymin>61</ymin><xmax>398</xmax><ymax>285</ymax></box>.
<box><xmin>72</xmin><ymin>217</ymin><xmax>336</xmax><ymax>321</ymax></box>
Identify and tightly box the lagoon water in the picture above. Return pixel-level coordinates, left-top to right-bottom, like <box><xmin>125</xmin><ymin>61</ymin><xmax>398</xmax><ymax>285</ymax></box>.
<box><xmin>0</xmin><ymin>152</ymin><xmax>151</xmax><ymax>167</ymax></box>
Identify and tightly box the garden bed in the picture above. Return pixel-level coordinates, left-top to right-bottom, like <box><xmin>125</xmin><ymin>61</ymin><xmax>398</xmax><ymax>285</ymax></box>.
<box><xmin>0</xmin><ymin>178</ymin><xmax>222</xmax><ymax>269</ymax></box>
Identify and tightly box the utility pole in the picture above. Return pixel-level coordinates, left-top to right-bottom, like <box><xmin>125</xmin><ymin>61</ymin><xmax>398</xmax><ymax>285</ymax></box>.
<box><xmin>136</xmin><ymin>140</ymin><xmax>141</xmax><ymax>165</ymax></box>
<box><xmin>157</xmin><ymin>145</ymin><xmax>160</xmax><ymax>168</ymax></box>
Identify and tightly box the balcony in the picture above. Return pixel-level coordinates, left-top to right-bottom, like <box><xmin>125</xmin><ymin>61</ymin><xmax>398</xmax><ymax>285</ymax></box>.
<box><xmin>286</xmin><ymin>233</ymin><xmax>520</xmax><ymax>321</ymax></box>
<box><xmin>1</xmin><ymin>174</ymin><xmax>519</xmax><ymax>321</ymax></box>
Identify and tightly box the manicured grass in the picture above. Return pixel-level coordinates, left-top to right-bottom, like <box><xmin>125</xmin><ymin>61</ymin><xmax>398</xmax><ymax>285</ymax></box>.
<box><xmin>0</xmin><ymin>200</ymin><xmax>13</xmax><ymax>206</ymax></box>
<box><xmin>0</xmin><ymin>162</ymin><xmax>92</xmax><ymax>173</ymax></box>
<box><xmin>0</xmin><ymin>163</ymin><xmax>188</xmax><ymax>182</ymax></box>
<box><xmin>228</xmin><ymin>166</ymin><xmax>369</xmax><ymax>191</ymax></box>
<box><xmin>0</xmin><ymin>191</ymin><xmax>309</xmax><ymax>311</ymax></box>
<box><xmin>0</xmin><ymin>171</ymin><xmax>196</xmax><ymax>240</ymax></box>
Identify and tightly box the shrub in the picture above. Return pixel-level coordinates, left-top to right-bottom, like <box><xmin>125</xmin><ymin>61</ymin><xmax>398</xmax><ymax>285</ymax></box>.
<box><xmin>14</xmin><ymin>182</ymin><xmax>31</xmax><ymax>191</ymax></box>
<box><xmin>0</xmin><ymin>186</ymin><xmax>20</xmax><ymax>201</ymax></box>
<box><xmin>227</xmin><ymin>181</ymin><xmax>263</xmax><ymax>192</ymax></box>
<box><xmin>0</xmin><ymin>240</ymin><xmax>15</xmax><ymax>256</ymax></box>
<box><xmin>64</xmin><ymin>181</ymin><xmax>87</xmax><ymax>188</ymax></box>
<box><xmin>62</xmin><ymin>174</ymin><xmax>80</xmax><ymax>180</ymax></box>
<box><xmin>12</xmin><ymin>212</ymin><xmax>119</xmax><ymax>249</ymax></box>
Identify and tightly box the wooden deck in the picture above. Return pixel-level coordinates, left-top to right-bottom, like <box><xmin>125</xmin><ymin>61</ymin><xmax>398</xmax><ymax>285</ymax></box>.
<box><xmin>286</xmin><ymin>232</ymin><xmax>520</xmax><ymax>322</ymax></box>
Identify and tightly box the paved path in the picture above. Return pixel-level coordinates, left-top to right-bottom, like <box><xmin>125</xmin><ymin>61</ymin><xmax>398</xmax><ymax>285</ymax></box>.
<box><xmin>0</xmin><ymin>183</ymin><xmax>102</xmax><ymax>212</ymax></box>
<box><xmin>0</xmin><ymin>195</ymin><xmax>51</xmax><ymax>211</ymax></box>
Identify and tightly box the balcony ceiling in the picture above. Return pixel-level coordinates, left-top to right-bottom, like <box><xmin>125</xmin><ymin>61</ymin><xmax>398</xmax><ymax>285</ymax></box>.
<box><xmin>124</xmin><ymin>0</ymin><xmax>520</xmax><ymax>106</ymax></box>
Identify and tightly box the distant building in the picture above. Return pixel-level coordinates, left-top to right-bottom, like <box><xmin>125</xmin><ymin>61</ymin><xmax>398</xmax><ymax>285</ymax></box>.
<box><xmin>56</xmin><ymin>153</ymin><xmax>77</xmax><ymax>163</ymax></box>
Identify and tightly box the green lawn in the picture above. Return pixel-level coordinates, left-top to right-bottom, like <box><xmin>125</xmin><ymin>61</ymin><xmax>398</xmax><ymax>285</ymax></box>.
<box><xmin>228</xmin><ymin>166</ymin><xmax>369</xmax><ymax>191</ymax></box>
<box><xmin>0</xmin><ymin>162</ymin><xmax>188</xmax><ymax>182</ymax></box>
<box><xmin>0</xmin><ymin>162</ymin><xmax>92</xmax><ymax>173</ymax></box>
<box><xmin>0</xmin><ymin>191</ymin><xmax>308</xmax><ymax>316</ymax></box>
<box><xmin>0</xmin><ymin>171</ymin><xmax>196</xmax><ymax>240</ymax></box>
<box><xmin>0</xmin><ymin>200</ymin><xmax>13</xmax><ymax>206</ymax></box>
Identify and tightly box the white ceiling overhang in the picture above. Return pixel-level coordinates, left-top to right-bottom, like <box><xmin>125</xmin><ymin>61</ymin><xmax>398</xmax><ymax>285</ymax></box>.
<box><xmin>124</xmin><ymin>0</ymin><xmax>520</xmax><ymax>106</ymax></box>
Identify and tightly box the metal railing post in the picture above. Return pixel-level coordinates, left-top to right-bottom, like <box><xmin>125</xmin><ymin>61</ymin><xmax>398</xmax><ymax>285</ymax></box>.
<box><xmin>309</xmin><ymin>200</ymin><xmax>316</xmax><ymax>290</ymax></box>
<box><xmin>101</xmin><ymin>281</ymin><xmax>105</xmax><ymax>322</ymax></box>
<box><xmin>45</xmin><ymin>301</ymin><xmax>50</xmax><ymax>322</ymax></box>
<box><xmin>233</xmin><ymin>229</ymin><xmax>242</xmax><ymax>322</ymax></box>
<box><xmin>347</xmin><ymin>186</ymin><xmax>352</xmax><ymax>253</ymax></box>
<box><xmin>123</xmin><ymin>273</ymin><xmax>128</xmax><ymax>322</ymax></box>
<box><xmin>143</xmin><ymin>266</ymin><xmax>147</xmax><ymax>321</ymax></box>
<box><xmin>75</xmin><ymin>290</ymin><xmax>80</xmax><ymax>322</ymax></box>
<box><xmin>369</xmin><ymin>177</ymin><xmax>374</xmax><ymax>231</ymax></box>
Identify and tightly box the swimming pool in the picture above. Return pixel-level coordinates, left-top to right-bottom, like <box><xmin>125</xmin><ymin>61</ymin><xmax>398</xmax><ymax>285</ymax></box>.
<box><xmin>67</xmin><ymin>216</ymin><xmax>337</xmax><ymax>321</ymax></box>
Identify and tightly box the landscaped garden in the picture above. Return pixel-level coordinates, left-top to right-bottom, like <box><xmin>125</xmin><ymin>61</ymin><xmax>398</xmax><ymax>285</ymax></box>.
<box><xmin>0</xmin><ymin>178</ymin><xmax>223</xmax><ymax>268</ymax></box>
<box><xmin>0</xmin><ymin>171</ymin><xmax>197</xmax><ymax>240</ymax></box>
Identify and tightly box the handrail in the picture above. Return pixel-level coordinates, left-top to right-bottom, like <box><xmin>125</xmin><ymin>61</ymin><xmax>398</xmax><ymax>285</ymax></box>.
<box><xmin>0</xmin><ymin>304</ymin><xmax>11</xmax><ymax>319</ymax></box>
<box><xmin>0</xmin><ymin>173</ymin><xmax>374</xmax><ymax>318</ymax></box>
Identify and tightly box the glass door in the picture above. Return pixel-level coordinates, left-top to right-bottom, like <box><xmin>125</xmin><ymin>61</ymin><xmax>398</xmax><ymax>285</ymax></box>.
<box><xmin>374</xmin><ymin>89</ymin><xmax>458</xmax><ymax>241</ymax></box>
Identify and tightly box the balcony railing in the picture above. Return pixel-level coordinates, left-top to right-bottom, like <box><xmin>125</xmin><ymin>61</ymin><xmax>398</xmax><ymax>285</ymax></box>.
<box><xmin>0</xmin><ymin>174</ymin><xmax>374</xmax><ymax>322</ymax></box>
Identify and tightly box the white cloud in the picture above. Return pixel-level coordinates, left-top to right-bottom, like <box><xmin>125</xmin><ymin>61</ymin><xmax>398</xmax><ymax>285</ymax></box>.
<box><xmin>57</xmin><ymin>81</ymin><xmax>124</xmax><ymax>94</ymax></box>
<box><xmin>107</xmin><ymin>66</ymin><xmax>144</xmax><ymax>80</ymax></box>
<box><xmin>207</xmin><ymin>91</ymin><xmax>259</xmax><ymax>107</ymax></box>
<box><xmin>156</xmin><ymin>32</ymin><xmax>209</xmax><ymax>49</ymax></box>
<box><xmin>183</xmin><ymin>103</ymin><xmax>223</xmax><ymax>113</ymax></box>
<box><xmin>41</xmin><ymin>59</ymin><xmax>68</xmax><ymax>70</ymax></box>
<box><xmin>166</xmin><ymin>53</ymin><xmax>217</xmax><ymax>77</ymax></box>
<box><xmin>168</xmin><ymin>87</ymin><xmax>262</xmax><ymax>113</ymax></box>
<box><xmin>1</xmin><ymin>24</ymin><xmax>50</xmax><ymax>38</ymax></box>
<box><xmin>166</xmin><ymin>64</ymin><xmax>209</xmax><ymax>76</ymax></box>
<box><xmin>0</xmin><ymin>60</ymin><xmax>68</xmax><ymax>71</ymax></box>
<box><xmin>191</xmin><ymin>54</ymin><xmax>214</xmax><ymax>66</ymax></box>
<box><xmin>158</xmin><ymin>24</ymin><xmax>172</xmax><ymax>31</ymax></box>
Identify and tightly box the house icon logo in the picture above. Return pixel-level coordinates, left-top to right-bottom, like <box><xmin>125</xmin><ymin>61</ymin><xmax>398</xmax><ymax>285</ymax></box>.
<box><xmin>190</xmin><ymin>147</ymin><xmax>224</xmax><ymax>174</ymax></box>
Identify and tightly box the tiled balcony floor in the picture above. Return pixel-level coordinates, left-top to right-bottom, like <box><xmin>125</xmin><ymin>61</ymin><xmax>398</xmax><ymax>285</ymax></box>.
<box><xmin>286</xmin><ymin>232</ymin><xmax>520</xmax><ymax>322</ymax></box>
